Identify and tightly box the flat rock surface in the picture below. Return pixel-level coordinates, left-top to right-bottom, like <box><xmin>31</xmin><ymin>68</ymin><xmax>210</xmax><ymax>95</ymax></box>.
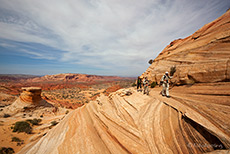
<box><xmin>21</xmin><ymin>87</ymin><xmax>41</xmax><ymax>91</ymax></box>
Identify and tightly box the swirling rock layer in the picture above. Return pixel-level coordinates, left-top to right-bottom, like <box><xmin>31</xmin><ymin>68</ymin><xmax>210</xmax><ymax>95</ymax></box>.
<box><xmin>0</xmin><ymin>87</ymin><xmax>53</xmax><ymax>117</ymax></box>
<box><xmin>142</xmin><ymin>10</ymin><xmax>230</xmax><ymax>85</ymax></box>
<box><xmin>20</xmin><ymin>87</ymin><xmax>42</xmax><ymax>104</ymax></box>
<box><xmin>18</xmin><ymin>83</ymin><xmax>230</xmax><ymax>154</ymax></box>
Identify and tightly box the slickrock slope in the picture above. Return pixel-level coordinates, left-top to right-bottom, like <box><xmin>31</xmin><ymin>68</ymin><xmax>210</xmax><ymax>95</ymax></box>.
<box><xmin>18</xmin><ymin>84</ymin><xmax>230</xmax><ymax>154</ymax></box>
<box><xmin>142</xmin><ymin>10</ymin><xmax>230</xmax><ymax>84</ymax></box>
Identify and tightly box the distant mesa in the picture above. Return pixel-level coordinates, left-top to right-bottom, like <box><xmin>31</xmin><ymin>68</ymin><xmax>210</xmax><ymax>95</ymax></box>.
<box><xmin>27</xmin><ymin>73</ymin><xmax>127</xmax><ymax>83</ymax></box>
<box><xmin>0</xmin><ymin>73</ymin><xmax>133</xmax><ymax>84</ymax></box>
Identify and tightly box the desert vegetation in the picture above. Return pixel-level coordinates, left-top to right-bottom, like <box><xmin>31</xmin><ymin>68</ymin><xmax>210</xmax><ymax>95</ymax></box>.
<box><xmin>42</xmin><ymin>80</ymin><xmax>134</xmax><ymax>108</ymax></box>
<box><xmin>150</xmin><ymin>81</ymin><xmax>157</xmax><ymax>88</ymax></box>
<box><xmin>148</xmin><ymin>59</ymin><xmax>154</xmax><ymax>64</ymax></box>
<box><xmin>11</xmin><ymin>119</ymin><xmax>42</xmax><ymax>134</ymax></box>
<box><xmin>0</xmin><ymin>147</ymin><xmax>14</xmax><ymax>154</ymax></box>
<box><xmin>51</xmin><ymin>121</ymin><xmax>58</xmax><ymax>126</ymax></box>
<box><xmin>49</xmin><ymin>120</ymin><xmax>59</xmax><ymax>129</ymax></box>
<box><xmin>3</xmin><ymin>114</ymin><xmax>10</xmax><ymax>118</ymax></box>
<box><xmin>26</xmin><ymin>118</ymin><xmax>42</xmax><ymax>126</ymax></box>
<box><xmin>11</xmin><ymin>137</ymin><xmax>24</xmax><ymax>146</ymax></box>
<box><xmin>12</xmin><ymin>121</ymin><xmax>32</xmax><ymax>134</ymax></box>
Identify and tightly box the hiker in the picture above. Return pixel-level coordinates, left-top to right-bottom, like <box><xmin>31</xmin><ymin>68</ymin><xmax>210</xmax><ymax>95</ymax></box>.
<box><xmin>143</xmin><ymin>77</ymin><xmax>149</xmax><ymax>95</ymax></box>
<box><xmin>160</xmin><ymin>72</ymin><xmax>172</xmax><ymax>98</ymax></box>
<box><xmin>137</xmin><ymin>76</ymin><xmax>142</xmax><ymax>92</ymax></box>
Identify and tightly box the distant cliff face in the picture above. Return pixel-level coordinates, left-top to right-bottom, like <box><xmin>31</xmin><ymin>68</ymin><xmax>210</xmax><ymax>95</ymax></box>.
<box><xmin>142</xmin><ymin>10</ymin><xmax>230</xmax><ymax>85</ymax></box>
<box><xmin>27</xmin><ymin>73</ymin><xmax>126</xmax><ymax>83</ymax></box>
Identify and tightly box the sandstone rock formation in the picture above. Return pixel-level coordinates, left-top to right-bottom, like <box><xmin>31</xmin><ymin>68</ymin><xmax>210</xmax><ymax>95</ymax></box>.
<box><xmin>20</xmin><ymin>87</ymin><xmax>42</xmax><ymax>104</ymax></box>
<box><xmin>15</xmin><ymin>87</ymin><xmax>51</xmax><ymax>107</ymax></box>
<box><xmin>0</xmin><ymin>87</ymin><xmax>53</xmax><ymax>117</ymax></box>
<box><xmin>142</xmin><ymin>10</ymin><xmax>230</xmax><ymax>85</ymax></box>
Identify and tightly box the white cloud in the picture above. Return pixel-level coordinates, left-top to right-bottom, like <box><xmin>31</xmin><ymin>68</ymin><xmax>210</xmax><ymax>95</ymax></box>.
<box><xmin>0</xmin><ymin>42</ymin><xmax>16</xmax><ymax>48</ymax></box>
<box><xmin>0</xmin><ymin>0</ymin><xmax>229</xmax><ymax>76</ymax></box>
<box><xmin>19</xmin><ymin>49</ymin><xmax>55</xmax><ymax>60</ymax></box>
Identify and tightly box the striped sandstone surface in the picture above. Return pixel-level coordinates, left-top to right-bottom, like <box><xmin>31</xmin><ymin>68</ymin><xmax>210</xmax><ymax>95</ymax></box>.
<box><xmin>142</xmin><ymin>10</ymin><xmax>230</xmax><ymax>85</ymax></box>
<box><xmin>18</xmin><ymin>85</ymin><xmax>230</xmax><ymax>154</ymax></box>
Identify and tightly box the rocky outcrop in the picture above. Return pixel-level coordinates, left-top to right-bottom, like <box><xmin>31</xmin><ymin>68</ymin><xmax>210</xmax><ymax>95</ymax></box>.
<box><xmin>15</xmin><ymin>87</ymin><xmax>51</xmax><ymax>107</ymax></box>
<box><xmin>18</xmin><ymin>84</ymin><xmax>230</xmax><ymax>154</ymax></box>
<box><xmin>142</xmin><ymin>10</ymin><xmax>230</xmax><ymax>85</ymax></box>
<box><xmin>0</xmin><ymin>87</ymin><xmax>53</xmax><ymax>117</ymax></box>
<box><xmin>20</xmin><ymin>87</ymin><xmax>42</xmax><ymax>104</ymax></box>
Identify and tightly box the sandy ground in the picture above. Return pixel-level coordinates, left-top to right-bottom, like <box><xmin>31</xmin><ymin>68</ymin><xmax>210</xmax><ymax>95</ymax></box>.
<box><xmin>0</xmin><ymin>111</ymin><xmax>68</xmax><ymax>153</ymax></box>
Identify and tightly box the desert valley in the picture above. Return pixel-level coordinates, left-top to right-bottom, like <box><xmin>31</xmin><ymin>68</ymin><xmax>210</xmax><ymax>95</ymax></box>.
<box><xmin>0</xmin><ymin>6</ymin><xmax>230</xmax><ymax>154</ymax></box>
<box><xmin>0</xmin><ymin>74</ymin><xmax>134</xmax><ymax>153</ymax></box>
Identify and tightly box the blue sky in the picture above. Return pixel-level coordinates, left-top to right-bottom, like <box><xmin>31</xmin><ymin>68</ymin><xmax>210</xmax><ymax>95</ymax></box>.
<box><xmin>0</xmin><ymin>0</ymin><xmax>229</xmax><ymax>76</ymax></box>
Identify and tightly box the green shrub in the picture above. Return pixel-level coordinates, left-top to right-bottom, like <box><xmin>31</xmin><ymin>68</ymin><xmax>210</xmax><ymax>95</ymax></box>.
<box><xmin>12</xmin><ymin>121</ymin><xmax>32</xmax><ymax>134</ymax></box>
<box><xmin>51</xmin><ymin>121</ymin><xmax>58</xmax><ymax>126</ymax></box>
<box><xmin>131</xmin><ymin>82</ymin><xmax>137</xmax><ymax>87</ymax></box>
<box><xmin>11</xmin><ymin>137</ymin><xmax>21</xmax><ymax>142</ymax></box>
<box><xmin>65</xmin><ymin>110</ymin><xmax>69</xmax><ymax>114</ymax></box>
<box><xmin>11</xmin><ymin>137</ymin><xmax>24</xmax><ymax>146</ymax></box>
<box><xmin>26</xmin><ymin>118</ymin><xmax>42</xmax><ymax>126</ymax></box>
<box><xmin>148</xmin><ymin>59</ymin><xmax>154</xmax><ymax>64</ymax></box>
<box><xmin>23</xmin><ymin>107</ymin><xmax>28</xmax><ymax>110</ymax></box>
<box><xmin>3</xmin><ymin>114</ymin><xmax>10</xmax><ymax>118</ymax></box>
<box><xmin>150</xmin><ymin>82</ymin><xmax>157</xmax><ymax>88</ymax></box>
<box><xmin>0</xmin><ymin>147</ymin><xmax>14</xmax><ymax>154</ymax></box>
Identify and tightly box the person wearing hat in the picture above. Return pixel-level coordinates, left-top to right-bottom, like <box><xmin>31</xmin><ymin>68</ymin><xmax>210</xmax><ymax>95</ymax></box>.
<box><xmin>143</xmin><ymin>77</ymin><xmax>149</xmax><ymax>95</ymax></box>
<box><xmin>160</xmin><ymin>71</ymin><xmax>172</xmax><ymax>97</ymax></box>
